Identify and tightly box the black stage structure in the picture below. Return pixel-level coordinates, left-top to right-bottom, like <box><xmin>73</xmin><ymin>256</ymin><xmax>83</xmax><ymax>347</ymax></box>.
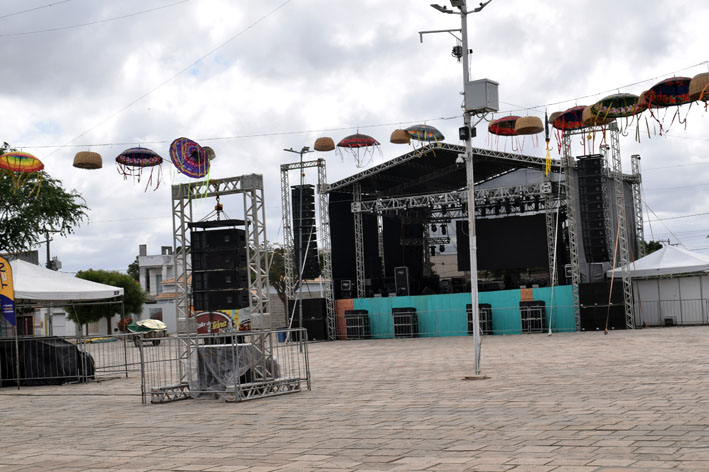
<box><xmin>326</xmin><ymin>139</ymin><xmax>643</xmax><ymax>330</ymax></box>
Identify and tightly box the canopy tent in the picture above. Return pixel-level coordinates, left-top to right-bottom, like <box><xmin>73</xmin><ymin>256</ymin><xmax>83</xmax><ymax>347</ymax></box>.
<box><xmin>9</xmin><ymin>259</ymin><xmax>123</xmax><ymax>301</ymax></box>
<box><xmin>607</xmin><ymin>245</ymin><xmax>709</xmax><ymax>278</ymax></box>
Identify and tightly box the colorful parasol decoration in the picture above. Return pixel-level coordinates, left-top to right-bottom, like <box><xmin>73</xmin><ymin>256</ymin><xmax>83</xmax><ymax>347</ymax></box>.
<box><xmin>582</xmin><ymin>106</ymin><xmax>615</xmax><ymax>127</ymax></box>
<box><xmin>314</xmin><ymin>137</ymin><xmax>335</xmax><ymax>152</ymax></box>
<box><xmin>73</xmin><ymin>151</ymin><xmax>102</xmax><ymax>170</ymax></box>
<box><xmin>0</xmin><ymin>151</ymin><xmax>44</xmax><ymax>193</ymax></box>
<box><xmin>488</xmin><ymin>116</ymin><xmax>520</xmax><ymax>136</ymax></box>
<box><xmin>170</xmin><ymin>137</ymin><xmax>209</xmax><ymax>178</ymax></box>
<box><xmin>591</xmin><ymin>93</ymin><xmax>644</xmax><ymax>119</ymax></box>
<box><xmin>405</xmin><ymin>124</ymin><xmax>445</xmax><ymax>142</ymax></box>
<box><xmin>336</xmin><ymin>133</ymin><xmax>381</xmax><ymax>168</ymax></box>
<box><xmin>115</xmin><ymin>147</ymin><xmax>163</xmax><ymax>191</ymax></box>
<box><xmin>552</xmin><ymin>106</ymin><xmax>586</xmax><ymax>131</ymax></box>
<box><xmin>638</xmin><ymin>77</ymin><xmax>693</xmax><ymax>136</ymax></box>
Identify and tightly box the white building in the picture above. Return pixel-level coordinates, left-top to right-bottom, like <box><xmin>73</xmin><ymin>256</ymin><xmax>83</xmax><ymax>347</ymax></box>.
<box><xmin>137</xmin><ymin>244</ymin><xmax>178</xmax><ymax>333</ymax></box>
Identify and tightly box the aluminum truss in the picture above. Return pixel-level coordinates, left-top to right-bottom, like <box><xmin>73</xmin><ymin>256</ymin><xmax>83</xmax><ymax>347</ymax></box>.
<box><xmin>280</xmin><ymin>159</ymin><xmax>336</xmax><ymax>340</ymax></box>
<box><xmin>353</xmin><ymin>183</ymin><xmax>365</xmax><ymax>298</ymax></box>
<box><xmin>544</xmin><ymin>180</ymin><xmax>562</xmax><ymax>287</ymax></box>
<box><xmin>172</xmin><ymin>175</ymin><xmax>271</xmax><ymax>321</ymax></box>
<box><xmin>609</xmin><ymin>124</ymin><xmax>634</xmax><ymax>329</ymax></box>
<box><xmin>561</xmin><ymin>132</ymin><xmax>581</xmax><ymax>331</ymax></box>
<box><xmin>631</xmin><ymin>154</ymin><xmax>645</xmax><ymax>259</ymax></box>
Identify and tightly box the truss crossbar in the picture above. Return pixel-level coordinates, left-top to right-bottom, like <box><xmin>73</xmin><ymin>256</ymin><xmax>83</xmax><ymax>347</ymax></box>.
<box><xmin>401</xmin><ymin>237</ymin><xmax>450</xmax><ymax>246</ymax></box>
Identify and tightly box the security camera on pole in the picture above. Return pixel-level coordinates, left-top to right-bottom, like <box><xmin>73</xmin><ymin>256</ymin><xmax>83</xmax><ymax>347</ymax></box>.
<box><xmin>423</xmin><ymin>0</ymin><xmax>497</xmax><ymax>376</ymax></box>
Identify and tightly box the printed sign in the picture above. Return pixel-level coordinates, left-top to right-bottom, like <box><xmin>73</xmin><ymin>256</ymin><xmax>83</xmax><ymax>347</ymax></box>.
<box><xmin>0</xmin><ymin>256</ymin><xmax>16</xmax><ymax>326</ymax></box>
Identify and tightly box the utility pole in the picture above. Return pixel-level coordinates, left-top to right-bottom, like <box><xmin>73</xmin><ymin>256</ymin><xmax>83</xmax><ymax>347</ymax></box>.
<box><xmin>283</xmin><ymin>146</ymin><xmax>314</xmax><ymax>341</ymax></box>
<box><xmin>426</xmin><ymin>0</ymin><xmax>494</xmax><ymax>376</ymax></box>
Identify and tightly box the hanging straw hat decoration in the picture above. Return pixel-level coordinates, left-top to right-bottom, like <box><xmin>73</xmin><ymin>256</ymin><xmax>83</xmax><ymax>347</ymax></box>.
<box><xmin>581</xmin><ymin>106</ymin><xmax>615</xmax><ymax>127</ymax></box>
<box><xmin>514</xmin><ymin>116</ymin><xmax>544</xmax><ymax>135</ymax></box>
<box><xmin>73</xmin><ymin>151</ymin><xmax>102</xmax><ymax>170</ymax></box>
<box><xmin>390</xmin><ymin>128</ymin><xmax>411</xmax><ymax>144</ymax></box>
<box><xmin>689</xmin><ymin>72</ymin><xmax>709</xmax><ymax>102</ymax></box>
<box><xmin>314</xmin><ymin>137</ymin><xmax>335</xmax><ymax>152</ymax></box>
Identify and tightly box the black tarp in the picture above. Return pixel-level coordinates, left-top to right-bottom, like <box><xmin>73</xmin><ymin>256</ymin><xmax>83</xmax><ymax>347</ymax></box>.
<box><xmin>0</xmin><ymin>337</ymin><xmax>95</xmax><ymax>387</ymax></box>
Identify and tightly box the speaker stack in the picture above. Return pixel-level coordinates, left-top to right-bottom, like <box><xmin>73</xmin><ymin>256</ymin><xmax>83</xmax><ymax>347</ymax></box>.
<box><xmin>291</xmin><ymin>185</ymin><xmax>320</xmax><ymax>279</ymax></box>
<box><xmin>287</xmin><ymin>298</ymin><xmax>328</xmax><ymax>341</ymax></box>
<box><xmin>577</xmin><ymin>155</ymin><xmax>610</xmax><ymax>263</ymax></box>
<box><xmin>394</xmin><ymin>266</ymin><xmax>409</xmax><ymax>296</ymax></box>
<box><xmin>190</xmin><ymin>220</ymin><xmax>249</xmax><ymax>313</ymax></box>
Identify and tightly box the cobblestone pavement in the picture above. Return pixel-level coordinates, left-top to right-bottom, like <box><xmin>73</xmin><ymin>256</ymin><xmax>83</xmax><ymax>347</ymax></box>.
<box><xmin>1</xmin><ymin>327</ymin><xmax>709</xmax><ymax>471</ymax></box>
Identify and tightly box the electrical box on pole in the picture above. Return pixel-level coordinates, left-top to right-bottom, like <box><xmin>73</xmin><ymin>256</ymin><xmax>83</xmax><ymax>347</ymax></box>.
<box><xmin>464</xmin><ymin>78</ymin><xmax>499</xmax><ymax>113</ymax></box>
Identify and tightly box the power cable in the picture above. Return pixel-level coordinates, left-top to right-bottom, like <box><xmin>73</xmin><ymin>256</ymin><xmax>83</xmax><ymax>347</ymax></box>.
<box><xmin>0</xmin><ymin>0</ymin><xmax>75</xmax><ymax>20</ymax></box>
<box><xmin>41</xmin><ymin>0</ymin><xmax>294</xmax><ymax>159</ymax></box>
<box><xmin>0</xmin><ymin>0</ymin><xmax>191</xmax><ymax>37</ymax></box>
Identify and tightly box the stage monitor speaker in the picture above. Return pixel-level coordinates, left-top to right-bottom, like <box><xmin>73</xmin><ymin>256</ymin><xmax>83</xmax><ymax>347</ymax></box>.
<box><xmin>394</xmin><ymin>266</ymin><xmax>409</xmax><ymax>296</ymax></box>
<box><xmin>287</xmin><ymin>298</ymin><xmax>326</xmax><ymax>321</ymax></box>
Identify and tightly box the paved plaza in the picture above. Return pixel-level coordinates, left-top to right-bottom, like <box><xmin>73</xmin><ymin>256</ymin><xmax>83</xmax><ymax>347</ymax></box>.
<box><xmin>2</xmin><ymin>326</ymin><xmax>709</xmax><ymax>471</ymax></box>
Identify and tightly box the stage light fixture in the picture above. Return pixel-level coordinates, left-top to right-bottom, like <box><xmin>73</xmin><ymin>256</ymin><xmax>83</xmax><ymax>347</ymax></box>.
<box><xmin>439</xmin><ymin>244</ymin><xmax>445</xmax><ymax>252</ymax></box>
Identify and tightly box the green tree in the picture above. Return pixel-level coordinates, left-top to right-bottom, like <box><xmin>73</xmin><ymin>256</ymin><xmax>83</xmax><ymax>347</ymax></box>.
<box><xmin>127</xmin><ymin>256</ymin><xmax>140</xmax><ymax>281</ymax></box>
<box><xmin>0</xmin><ymin>142</ymin><xmax>89</xmax><ymax>253</ymax></box>
<box><xmin>66</xmin><ymin>270</ymin><xmax>146</xmax><ymax>335</ymax></box>
<box><xmin>268</xmin><ymin>247</ymin><xmax>290</xmax><ymax>316</ymax></box>
<box><xmin>644</xmin><ymin>240</ymin><xmax>664</xmax><ymax>255</ymax></box>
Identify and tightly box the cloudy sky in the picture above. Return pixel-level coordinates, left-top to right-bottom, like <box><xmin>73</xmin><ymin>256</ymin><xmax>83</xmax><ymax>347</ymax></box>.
<box><xmin>1</xmin><ymin>0</ymin><xmax>708</xmax><ymax>274</ymax></box>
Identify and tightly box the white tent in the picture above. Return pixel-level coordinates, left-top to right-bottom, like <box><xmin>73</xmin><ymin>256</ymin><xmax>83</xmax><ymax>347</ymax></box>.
<box><xmin>607</xmin><ymin>246</ymin><xmax>709</xmax><ymax>326</ymax></box>
<box><xmin>608</xmin><ymin>245</ymin><xmax>709</xmax><ymax>278</ymax></box>
<box><xmin>9</xmin><ymin>259</ymin><xmax>123</xmax><ymax>301</ymax></box>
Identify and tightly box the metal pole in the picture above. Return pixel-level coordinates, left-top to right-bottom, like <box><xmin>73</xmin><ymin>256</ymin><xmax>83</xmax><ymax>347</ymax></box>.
<box><xmin>460</xmin><ymin>2</ymin><xmax>482</xmax><ymax>376</ymax></box>
<box><xmin>298</xmin><ymin>151</ymin><xmax>304</xmax><ymax>338</ymax></box>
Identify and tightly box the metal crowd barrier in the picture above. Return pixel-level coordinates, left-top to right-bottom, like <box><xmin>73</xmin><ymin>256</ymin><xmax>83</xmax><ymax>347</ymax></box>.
<box><xmin>138</xmin><ymin>328</ymin><xmax>311</xmax><ymax>404</ymax></box>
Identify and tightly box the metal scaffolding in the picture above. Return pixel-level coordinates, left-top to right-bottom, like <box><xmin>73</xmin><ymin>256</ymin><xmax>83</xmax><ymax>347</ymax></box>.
<box><xmin>172</xmin><ymin>175</ymin><xmax>271</xmax><ymax>324</ymax></box>
<box><xmin>353</xmin><ymin>183</ymin><xmax>366</xmax><ymax>299</ymax></box>
<box><xmin>280</xmin><ymin>159</ymin><xmax>336</xmax><ymax>340</ymax></box>
<box><xmin>561</xmin><ymin>132</ymin><xmax>581</xmax><ymax>331</ymax></box>
<box><xmin>631</xmin><ymin>154</ymin><xmax>645</xmax><ymax>259</ymax></box>
<box><xmin>609</xmin><ymin>125</ymin><xmax>635</xmax><ymax>328</ymax></box>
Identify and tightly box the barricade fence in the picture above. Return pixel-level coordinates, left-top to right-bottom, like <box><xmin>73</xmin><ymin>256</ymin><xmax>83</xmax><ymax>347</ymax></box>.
<box><xmin>635</xmin><ymin>298</ymin><xmax>709</xmax><ymax>326</ymax></box>
<box><xmin>140</xmin><ymin>328</ymin><xmax>310</xmax><ymax>404</ymax></box>
<box><xmin>0</xmin><ymin>333</ymin><xmax>142</xmax><ymax>389</ymax></box>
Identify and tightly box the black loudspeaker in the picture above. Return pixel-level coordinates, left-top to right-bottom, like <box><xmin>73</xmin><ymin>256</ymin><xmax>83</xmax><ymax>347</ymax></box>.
<box><xmin>288</xmin><ymin>299</ymin><xmax>328</xmax><ymax>341</ymax></box>
<box><xmin>466</xmin><ymin>303</ymin><xmax>493</xmax><ymax>335</ymax></box>
<box><xmin>292</xmin><ymin>185</ymin><xmax>320</xmax><ymax>279</ymax></box>
<box><xmin>519</xmin><ymin>301</ymin><xmax>546</xmax><ymax>333</ymax></box>
<box><xmin>340</xmin><ymin>280</ymin><xmax>352</xmax><ymax>298</ymax></box>
<box><xmin>191</xmin><ymin>226</ymin><xmax>249</xmax><ymax>311</ymax></box>
<box><xmin>345</xmin><ymin>310</ymin><xmax>370</xmax><ymax>339</ymax></box>
<box><xmin>392</xmin><ymin>307</ymin><xmax>418</xmax><ymax>338</ymax></box>
<box><xmin>577</xmin><ymin>155</ymin><xmax>609</xmax><ymax>263</ymax></box>
<box><xmin>394</xmin><ymin>266</ymin><xmax>409</xmax><ymax>296</ymax></box>
<box><xmin>456</xmin><ymin>220</ymin><xmax>470</xmax><ymax>272</ymax></box>
<box><xmin>579</xmin><ymin>282</ymin><xmax>626</xmax><ymax>331</ymax></box>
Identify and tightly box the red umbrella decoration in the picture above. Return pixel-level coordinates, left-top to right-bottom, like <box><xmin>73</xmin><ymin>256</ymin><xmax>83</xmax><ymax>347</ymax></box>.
<box><xmin>170</xmin><ymin>137</ymin><xmax>209</xmax><ymax>178</ymax></box>
<box><xmin>336</xmin><ymin>133</ymin><xmax>381</xmax><ymax>168</ymax></box>
<box><xmin>488</xmin><ymin>116</ymin><xmax>521</xmax><ymax>152</ymax></box>
<box><xmin>115</xmin><ymin>147</ymin><xmax>163</xmax><ymax>191</ymax></box>
<box><xmin>638</xmin><ymin>77</ymin><xmax>692</xmax><ymax>135</ymax></box>
<box><xmin>0</xmin><ymin>151</ymin><xmax>44</xmax><ymax>194</ymax></box>
<box><xmin>551</xmin><ymin>106</ymin><xmax>588</xmax><ymax>153</ymax></box>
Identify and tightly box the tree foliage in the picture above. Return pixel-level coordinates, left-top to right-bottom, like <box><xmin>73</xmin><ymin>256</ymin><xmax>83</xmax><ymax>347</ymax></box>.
<box><xmin>0</xmin><ymin>142</ymin><xmax>89</xmax><ymax>253</ymax></box>
<box><xmin>268</xmin><ymin>247</ymin><xmax>290</xmax><ymax>315</ymax></box>
<box><xmin>644</xmin><ymin>240</ymin><xmax>664</xmax><ymax>255</ymax></box>
<box><xmin>65</xmin><ymin>270</ymin><xmax>146</xmax><ymax>334</ymax></box>
<box><xmin>127</xmin><ymin>256</ymin><xmax>140</xmax><ymax>281</ymax></box>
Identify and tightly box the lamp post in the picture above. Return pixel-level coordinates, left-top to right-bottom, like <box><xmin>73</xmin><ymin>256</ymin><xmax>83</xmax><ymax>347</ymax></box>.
<box><xmin>429</xmin><ymin>0</ymin><xmax>492</xmax><ymax>376</ymax></box>
<box><xmin>284</xmin><ymin>146</ymin><xmax>314</xmax><ymax>340</ymax></box>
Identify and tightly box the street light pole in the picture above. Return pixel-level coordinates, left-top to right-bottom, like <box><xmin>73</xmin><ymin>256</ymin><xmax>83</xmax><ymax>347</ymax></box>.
<box><xmin>428</xmin><ymin>0</ymin><xmax>492</xmax><ymax>376</ymax></box>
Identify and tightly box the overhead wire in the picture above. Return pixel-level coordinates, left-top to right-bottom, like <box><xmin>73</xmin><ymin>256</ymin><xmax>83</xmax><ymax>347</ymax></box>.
<box><xmin>0</xmin><ymin>0</ymin><xmax>75</xmax><ymax>21</ymax></box>
<box><xmin>40</xmin><ymin>0</ymin><xmax>295</xmax><ymax>159</ymax></box>
<box><xmin>0</xmin><ymin>0</ymin><xmax>192</xmax><ymax>37</ymax></box>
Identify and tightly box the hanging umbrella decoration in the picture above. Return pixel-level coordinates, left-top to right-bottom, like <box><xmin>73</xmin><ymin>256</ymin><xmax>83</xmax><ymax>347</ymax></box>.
<box><xmin>115</xmin><ymin>147</ymin><xmax>163</xmax><ymax>191</ymax></box>
<box><xmin>336</xmin><ymin>133</ymin><xmax>381</xmax><ymax>168</ymax></box>
<box><xmin>488</xmin><ymin>116</ymin><xmax>520</xmax><ymax>152</ymax></box>
<box><xmin>404</xmin><ymin>124</ymin><xmax>444</xmax><ymax>156</ymax></box>
<box><xmin>637</xmin><ymin>77</ymin><xmax>692</xmax><ymax>136</ymax></box>
<box><xmin>170</xmin><ymin>137</ymin><xmax>209</xmax><ymax>178</ymax></box>
<box><xmin>550</xmin><ymin>106</ymin><xmax>588</xmax><ymax>153</ymax></box>
<box><xmin>0</xmin><ymin>151</ymin><xmax>44</xmax><ymax>194</ymax></box>
<box><xmin>689</xmin><ymin>72</ymin><xmax>709</xmax><ymax>105</ymax></box>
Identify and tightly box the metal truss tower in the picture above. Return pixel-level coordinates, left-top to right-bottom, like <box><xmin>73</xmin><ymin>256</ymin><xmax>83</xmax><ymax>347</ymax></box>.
<box><xmin>280</xmin><ymin>159</ymin><xmax>336</xmax><ymax>340</ymax></box>
<box><xmin>609</xmin><ymin>124</ymin><xmax>634</xmax><ymax>329</ymax></box>
<box><xmin>353</xmin><ymin>183</ymin><xmax>366</xmax><ymax>299</ymax></box>
<box><xmin>561</xmin><ymin>133</ymin><xmax>581</xmax><ymax>331</ymax></box>
<box><xmin>172</xmin><ymin>174</ymin><xmax>271</xmax><ymax>324</ymax></box>
<box><xmin>631</xmin><ymin>154</ymin><xmax>645</xmax><ymax>259</ymax></box>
